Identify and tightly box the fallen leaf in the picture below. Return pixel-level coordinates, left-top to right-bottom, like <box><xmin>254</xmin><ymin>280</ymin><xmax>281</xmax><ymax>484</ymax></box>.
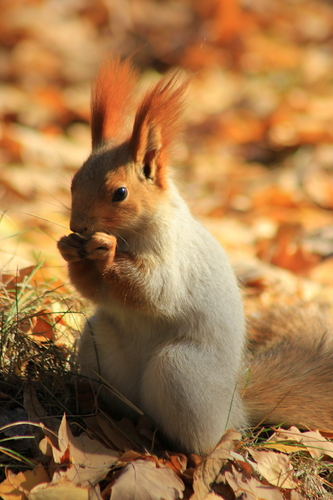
<box><xmin>268</xmin><ymin>427</ymin><xmax>333</xmax><ymax>459</ymax></box>
<box><xmin>2</xmin><ymin>266</ymin><xmax>37</xmax><ymax>287</ymax></box>
<box><xmin>225</xmin><ymin>465</ymin><xmax>285</xmax><ymax>500</ymax></box>
<box><xmin>257</xmin><ymin>223</ymin><xmax>320</xmax><ymax>274</ymax></box>
<box><xmin>0</xmin><ymin>467</ymin><xmax>49</xmax><ymax>500</ymax></box>
<box><xmin>295</xmin><ymin>431</ymin><xmax>333</xmax><ymax>460</ymax></box>
<box><xmin>289</xmin><ymin>491</ymin><xmax>305</xmax><ymax>500</ymax></box>
<box><xmin>303</xmin><ymin>168</ymin><xmax>333</xmax><ymax>209</ymax></box>
<box><xmin>201</xmin><ymin>494</ymin><xmax>224</xmax><ymax>500</ymax></box>
<box><xmin>163</xmin><ymin>453</ymin><xmax>188</xmax><ymax>474</ymax></box>
<box><xmin>28</xmin><ymin>477</ymin><xmax>96</xmax><ymax>500</ymax></box>
<box><xmin>250</xmin><ymin>450</ymin><xmax>298</xmax><ymax>489</ymax></box>
<box><xmin>29</xmin><ymin>312</ymin><xmax>54</xmax><ymax>341</ymax></box>
<box><xmin>52</xmin><ymin>414</ymin><xmax>119</xmax><ymax>487</ymax></box>
<box><xmin>318</xmin><ymin>429</ymin><xmax>333</xmax><ymax>439</ymax></box>
<box><xmin>83</xmin><ymin>415</ymin><xmax>126</xmax><ymax>452</ymax></box>
<box><xmin>96</xmin><ymin>412</ymin><xmax>140</xmax><ymax>451</ymax></box>
<box><xmin>23</xmin><ymin>384</ymin><xmax>60</xmax><ymax>431</ymax></box>
<box><xmin>310</xmin><ymin>258</ymin><xmax>333</xmax><ymax>287</ymax></box>
<box><xmin>191</xmin><ymin>429</ymin><xmax>241</xmax><ymax>500</ymax></box>
<box><xmin>109</xmin><ymin>459</ymin><xmax>185</xmax><ymax>500</ymax></box>
<box><xmin>263</xmin><ymin>428</ymin><xmax>307</xmax><ymax>454</ymax></box>
<box><xmin>118</xmin><ymin>450</ymin><xmax>150</xmax><ymax>464</ymax></box>
<box><xmin>260</xmin><ymin>441</ymin><xmax>305</xmax><ymax>454</ymax></box>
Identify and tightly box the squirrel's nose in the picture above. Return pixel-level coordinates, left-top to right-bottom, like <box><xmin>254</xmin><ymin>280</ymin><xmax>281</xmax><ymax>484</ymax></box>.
<box><xmin>70</xmin><ymin>217</ymin><xmax>92</xmax><ymax>236</ymax></box>
<box><xmin>70</xmin><ymin>223</ymin><xmax>87</xmax><ymax>234</ymax></box>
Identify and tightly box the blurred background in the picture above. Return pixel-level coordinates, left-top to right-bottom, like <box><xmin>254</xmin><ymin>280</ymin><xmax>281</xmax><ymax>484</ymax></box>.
<box><xmin>1</xmin><ymin>0</ymin><xmax>333</xmax><ymax>304</ymax></box>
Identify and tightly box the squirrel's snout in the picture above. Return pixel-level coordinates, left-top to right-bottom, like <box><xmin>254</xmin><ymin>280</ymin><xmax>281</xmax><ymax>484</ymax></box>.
<box><xmin>70</xmin><ymin>217</ymin><xmax>93</xmax><ymax>237</ymax></box>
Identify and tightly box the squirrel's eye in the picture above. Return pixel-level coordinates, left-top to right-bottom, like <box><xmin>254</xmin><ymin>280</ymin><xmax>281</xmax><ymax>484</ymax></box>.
<box><xmin>112</xmin><ymin>187</ymin><xmax>128</xmax><ymax>202</ymax></box>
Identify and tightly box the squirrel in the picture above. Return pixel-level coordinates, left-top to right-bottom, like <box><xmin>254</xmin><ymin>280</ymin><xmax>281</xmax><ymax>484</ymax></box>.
<box><xmin>58</xmin><ymin>57</ymin><xmax>333</xmax><ymax>455</ymax></box>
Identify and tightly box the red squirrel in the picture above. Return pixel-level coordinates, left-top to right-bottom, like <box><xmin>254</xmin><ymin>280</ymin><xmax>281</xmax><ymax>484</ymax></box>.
<box><xmin>58</xmin><ymin>58</ymin><xmax>333</xmax><ymax>455</ymax></box>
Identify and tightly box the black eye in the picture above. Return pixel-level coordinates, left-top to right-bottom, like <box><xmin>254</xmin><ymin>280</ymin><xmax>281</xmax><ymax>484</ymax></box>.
<box><xmin>112</xmin><ymin>187</ymin><xmax>128</xmax><ymax>202</ymax></box>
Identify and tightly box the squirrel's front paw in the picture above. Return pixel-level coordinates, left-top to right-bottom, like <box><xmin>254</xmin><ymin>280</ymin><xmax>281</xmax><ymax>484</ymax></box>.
<box><xmin>84</xmin><ymin>232</ymin><xmax>117</xmax><ymax>261</ymax></box>
<box><xmin>58</xmin><ymin>232</ymin><xmax>117</xmax><ymax>263</ymax></box>
<box><xmin>57</xmin><ymin>233</ymin><xmax>87</xmax><ymax>262</ymax></box>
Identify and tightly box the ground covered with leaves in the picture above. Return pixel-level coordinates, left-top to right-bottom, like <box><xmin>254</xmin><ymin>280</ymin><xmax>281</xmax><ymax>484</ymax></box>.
<box><xmin>1</xmin><ymin>0</ymin><xmax>333</xmax><ymax>498</ymax></box>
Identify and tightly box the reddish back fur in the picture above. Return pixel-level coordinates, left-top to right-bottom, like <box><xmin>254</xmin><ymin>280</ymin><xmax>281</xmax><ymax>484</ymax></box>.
<box><xmin>244</xmin><ymin>306</ymin><xmax>333</xmax><ymax>429</ymax></box>
<box><xmin>91</xmin><ymin>57</ymin><xmax>138</xmax><ymax>149</ymax></box>
<box><xmin>130</xmin><ymin>73</ymin><xmax>189</xmax><ymax>188</ymax></box>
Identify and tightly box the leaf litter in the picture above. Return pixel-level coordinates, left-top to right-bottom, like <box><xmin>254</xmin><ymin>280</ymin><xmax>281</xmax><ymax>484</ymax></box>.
<box><xmin>2</xmin><ymin>0</ymin><xmax>333</xmax><ymax>498</ymax></box>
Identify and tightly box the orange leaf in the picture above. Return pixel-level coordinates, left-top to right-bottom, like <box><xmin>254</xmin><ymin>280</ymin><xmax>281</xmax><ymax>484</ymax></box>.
<box><xmin>30</xmin><ymin>312</ymin><xmax>54</xmax><ymax>341</ymax></box>
<box><xmin>109</xmin><ymin>459</ymin><xmax>184</xmax><ymax>500</ymax></box>
<box><xmin>0</xmin><ymin>467</ymin><xmax>49</xmax><ymax>500</ymax></box>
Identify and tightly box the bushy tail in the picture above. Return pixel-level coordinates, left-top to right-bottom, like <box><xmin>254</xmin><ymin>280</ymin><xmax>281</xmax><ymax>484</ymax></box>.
<box><xmin>242</xmin><ymin>306</ymin><xmax>333</xmax><ymax>430</ymax></box>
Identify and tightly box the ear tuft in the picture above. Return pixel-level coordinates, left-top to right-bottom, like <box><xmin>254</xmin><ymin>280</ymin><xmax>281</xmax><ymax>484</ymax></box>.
<box><xmin>130</xmin><ymin>72</ymin><xmax>190</xmax><ymax>188</ymax></box>
<box><xmin>91</xmin><ymin>57</ymin><xmax>138</xmax><ymax>150</ymax></box>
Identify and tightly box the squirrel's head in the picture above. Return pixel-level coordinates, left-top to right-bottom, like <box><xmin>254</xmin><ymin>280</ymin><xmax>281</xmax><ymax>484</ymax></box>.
<box><xmin>69</xmin><ymin>58</ymin><xmax>189</xmax><ymax>238</ymax></box>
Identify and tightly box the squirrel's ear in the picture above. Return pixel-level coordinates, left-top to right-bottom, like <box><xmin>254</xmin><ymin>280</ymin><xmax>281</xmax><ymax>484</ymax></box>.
<box><xmin>130</xmin><ymin>72</ymin><xmax>189</xmax><ymax>189</ymax></box>
<box><xmin>91</xmin><ymin>58</ymin><xmax>138</xmax><ymax>149</ymax></box>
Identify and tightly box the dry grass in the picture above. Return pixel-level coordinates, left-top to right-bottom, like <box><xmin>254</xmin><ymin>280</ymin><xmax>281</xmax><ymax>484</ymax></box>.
<box><xmin>0</xmin><ymin>263</ymin><xmax>87</xmax><ymax>475</ymax></box>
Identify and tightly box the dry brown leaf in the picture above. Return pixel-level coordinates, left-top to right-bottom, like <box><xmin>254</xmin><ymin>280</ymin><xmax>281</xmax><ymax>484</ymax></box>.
<box><xmin>118</xmin><ymin>450</ymin><xmax>149</xmax><ymax>464</ymax></box>
<box><xmin>96</xmin><ymin>412</ymin><xmax>139</xmax><ymax>451</ymax></box>
<box><xmin>1</xmin><ymin>266</ymin><xmax>66</xmax><ymax>294</ymax></box>
<box><xmin>318</xmin><ymin>429</ymin><xmax>333</xmax><ymax>439</ymax></box>
<box><xmin>310</xmin><ymin>258</ymin><xmax>333</xmax><ymax>287</ymax></box>
<box><xmin>191</xmin><ymin>429</ymin><xmax>241</xmax><ymax>500</ymax></box>
<box><xmin>0</xmin><ymin>467</ymin><xmax>49</xmax><ymax>500</ymax></box>
<box><xmin>195</xmin><ymin>0</ymin><xmax>250</xmax><ymax>44</ymax></box>
<box><xmin>289</xmin><ymin>491</ymin><xmax>305</xmax><ymax>500</ymax></box>
<box><xmin>23</xmin><ymin>385</ymin><xmax>48</xmax><ymax>423</ymax></box>
<box><xmin>28</xmin><ymin>477</ymin><xmax>99</xmax><ymax>500</ymax></box>
<box><xmin>83</xmin><ymin>415</ymin><xmax>124</xmax><ymax>451</ymax></box>
<box><xmin>260</xmin><ymin>441</ymin><xmax>305</xmax><ymax>455</ymax></box>
<box><xmin>252</xmin><ymin>186</ymin><xmax>299</xmax><ymax>210</ymax></box>
<box><xmin>60</xmin><ymin>438</ymin><xmax>115</xmax><ymax>486</ymax></box>
<box><xmin>269</xmin><ymin>427</ymin><xmax>333</xmax><ymax>459</ymax></box>
<box><xmin>303</xmin><ymin>169</ymin><xmax>333</xmax><ymax>209</ymax></box>
<box><xmin>218</xmin><ymin>111</ymin><xmax>266</xmax><ymax>144</ymax></box>
<box><xmin>295</xmin><ymin>430</ymin><xmax>333</xmax><ymax>460</ymax></box>
<box><xmin>263</xmin><ymin>428</ymin><xmax>307</xmax><ymax>455</ymax></box>
<box><xmin>56</xmin><ymin>414</ymin><xmax>119</xmax><ymax>486</ymax></box>
<box><xmin>29</xmin><ymin>312</ymin><xmax>54</xmax><ymax>341</ymax></box>
<box><xmin>232</xmin><ymin>452</ymin><xmax>256</xmax><ymax>476</ymax></box>
<box><xmin>257</xmin><ymin>223</ymin><xmax>320</xmax><ymax>274</ymax></box>
<box><xmin>62</xmin><ymin>415</ymin><xmax>119</xmax><ymax>485</ymax></box>
<box><xmin>163</xmin><ymin>453</ymin><xmax>188</xmax><ymax>474</ymax></box>
<box><xmin>225</xmin><ymin>465</ymin><xmax>285</xmax><ymax>500</ymax></box>
<box><xmin>202</xmin><ymin>494</ymin><xmax>225</xmax><ymax>500</ymax></box>
<box><xmin>109</xmin><ymin>459</ymin><xmax>185</xmax><ymax>500</ymax></box>
<box><xmin>1</xmin><ymin>266</ymin><xmax>37</xmax><ymax>287</ymax></box>
<box><xmin>250</xmin><ymin>450</ymin><xmax>298</xmax><ymax>489</ymax></box>
<box><xmin>23</xmin><ymin>384</ymin><xmax>61</xmax><ymax>432</ymax></box>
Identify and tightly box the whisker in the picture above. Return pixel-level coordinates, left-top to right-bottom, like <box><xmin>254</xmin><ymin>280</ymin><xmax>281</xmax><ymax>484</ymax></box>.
<box><xmin>109</xmin><ymin>230</ymin><xmax>129</xmax><ymax>247</ymax></box>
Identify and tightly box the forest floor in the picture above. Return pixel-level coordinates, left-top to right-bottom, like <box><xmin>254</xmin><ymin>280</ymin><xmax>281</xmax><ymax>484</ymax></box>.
<box><xmin>1</xmin><ymin>0</ymin><xmax>333</xmax><ymax>498</ymax></box>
